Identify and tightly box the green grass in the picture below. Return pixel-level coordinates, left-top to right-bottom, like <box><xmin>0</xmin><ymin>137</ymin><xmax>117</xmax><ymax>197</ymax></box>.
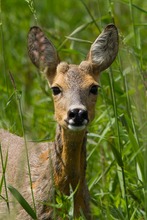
<box><xmin>0</xmin><ymin>0</ymin><xmax>147</xmax><ymax>219</ymax></box>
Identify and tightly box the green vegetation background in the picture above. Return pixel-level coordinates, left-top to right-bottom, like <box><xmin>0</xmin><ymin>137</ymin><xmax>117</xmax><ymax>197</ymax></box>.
<box><xmin>0</xmin><ymin>0</ymin><xmax>147</xmax><ymax>219</ymax></box>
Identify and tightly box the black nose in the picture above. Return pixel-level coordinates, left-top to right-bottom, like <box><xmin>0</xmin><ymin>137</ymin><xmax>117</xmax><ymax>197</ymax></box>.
<box><xmin>68</xmin><ymin>108</ymin><xmax>88</xmax><ymax>126</ymax></box>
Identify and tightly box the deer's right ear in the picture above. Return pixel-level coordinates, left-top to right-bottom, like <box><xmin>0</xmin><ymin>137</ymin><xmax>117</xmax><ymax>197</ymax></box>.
<box><xmin>27</xmin><ymin>26</ymin><xmax>59</xmax><ymax>84</ymax></box>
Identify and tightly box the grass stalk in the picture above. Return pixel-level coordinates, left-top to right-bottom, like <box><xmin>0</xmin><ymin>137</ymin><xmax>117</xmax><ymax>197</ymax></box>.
<box><xmin>25</xmin><ymin>0</ymin><xmax>38</xmax><ymax>24</ymax></box>
<box><xmin>0</xmin><ymin>144</ymin><xmax>10</xmax><ymax>212</ymax></box>
<box><xmin>80</xmin><ymin>0</ymin><xmax>101</xmax><ymax>32</ymax></box>
<box><xmin>129</xmin><ymin>0</ymin><xmax>137</xmax><ymax>47</ymax></box>
<box><xmin>9</xmin><ymin>72</ymin><xmax>37</xmax><ymax>215</ymax></box>
<box><xmin>144</xmin><ymin>133</ymin><xmax>147</xmax><ymax>220</ymax></box>
<box><xmin>108</xmin><ymin>68</ymin><xmax>130</xmax><ymax>220</ymax></box>
<box><xmin>0</xmin><ymin>0</ymin><xmax>9</xmax><ymax>95</ymax></box>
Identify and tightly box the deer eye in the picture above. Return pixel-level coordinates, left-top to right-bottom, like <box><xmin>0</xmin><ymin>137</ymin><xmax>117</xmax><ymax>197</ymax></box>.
<box><xmin>89</xmin><ymin>85</ymin><xmax>98</xmax><ymax>95</ymax></box>
<box><xmin>51</xmin><ymin>87</ymin><xmax>61</xmax><ymax>96</ymax></box>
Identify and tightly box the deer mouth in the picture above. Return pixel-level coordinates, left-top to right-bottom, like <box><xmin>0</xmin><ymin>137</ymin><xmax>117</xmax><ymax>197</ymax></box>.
<box><xmin>65</xmin><ymin>118</ymin><xmax>88</xmax><ymax>131</ymax></box>
<box><xmin>68</xmin><ymin>124</ymin><xmax>86</xmax><ymax>131</ymax></box>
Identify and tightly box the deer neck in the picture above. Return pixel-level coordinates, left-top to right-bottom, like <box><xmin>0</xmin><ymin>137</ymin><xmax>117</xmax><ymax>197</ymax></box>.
<box><xmin>54</xmin><ymin>125</ymin><xmax>87</xmax><ymax>194</ymax></box>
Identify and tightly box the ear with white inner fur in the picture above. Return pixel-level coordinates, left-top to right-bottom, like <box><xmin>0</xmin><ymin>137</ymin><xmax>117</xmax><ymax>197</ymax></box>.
<box><xmin>88</xmin><ymin>24</ymin><xmax>119</xmax><ymax>73</ymax></box>
<box><xmin>27</xmin><ymin>26</ymin><xmax>59</xmax><ymax>79</ymax></box>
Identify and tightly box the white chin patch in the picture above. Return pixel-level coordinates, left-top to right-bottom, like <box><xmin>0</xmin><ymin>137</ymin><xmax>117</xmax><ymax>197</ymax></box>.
<box><xmin>68</xmin><ymin>124</ymin><xmax>86</xmax><ymax>131</ymax></box>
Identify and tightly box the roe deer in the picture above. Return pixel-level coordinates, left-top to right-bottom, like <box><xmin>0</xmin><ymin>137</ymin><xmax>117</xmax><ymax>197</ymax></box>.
<box><xmin>0</xmin><ymin>24</ymin><xmax>118</xmax><ymax>219</ymax></box>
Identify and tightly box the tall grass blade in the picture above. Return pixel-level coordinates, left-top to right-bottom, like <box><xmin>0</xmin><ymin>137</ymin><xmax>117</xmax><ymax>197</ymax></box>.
<box><xmin>9</xmin><ymin>71</ymin><xmax>36</xmax><ymax>213</ymax></box>
<box><xmin>110</xmin><ymin>144</ymin><xmax>123</xmax><ymax>167</ymax></box>
<box><xmin>120</xmin><ymin>114</ymin><xmax>144</xmax><ymax>181</ymax></box>
<box><xmin>8</xmin><ymin>185</ymin><xmax>37</xmax><ymax>219</ymax></box>
<box><xmin>108</xmin><ymin>68</ymin><xmax>129</xmax><ymax>219</ymax></box>
<box><xmin>25</xmin><ymin>0</ymin><xmax>38</xmax><ymax>24</ymax></box>
<box><xmin>0</xmin><ymin>144</ymin><xmax>10</xmax><ymax>212</ymax></box>
<box><xmin>58</xmin><ymin>21</ymin><xmax>94</xmax><ymax>51</ymax></box>
<box><xmin>80</xmin><ymin>0</ymin><xmax>100</xmax><ymax>31</ymax></box>
<box><xmin>88</xmin><ymin>160</ymin><xmax>115</xmax><ymax>191</ymax></box>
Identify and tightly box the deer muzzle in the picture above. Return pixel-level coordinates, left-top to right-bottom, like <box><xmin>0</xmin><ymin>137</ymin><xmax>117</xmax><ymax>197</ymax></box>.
<box><xmin>66</xmin><ymin>108</ymin><xmax>89</xmax><ymax>131</ymax></box>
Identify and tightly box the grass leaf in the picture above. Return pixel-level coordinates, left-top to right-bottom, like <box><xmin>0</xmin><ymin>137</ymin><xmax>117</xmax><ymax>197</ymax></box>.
<box><xmin>8</xmin><ymin>185</ymin><xmax>37</xmax><ymax>219</ymax></box>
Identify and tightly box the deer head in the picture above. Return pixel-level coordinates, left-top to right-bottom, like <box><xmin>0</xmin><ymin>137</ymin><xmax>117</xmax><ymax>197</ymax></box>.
<box><xmin>28</xmin><ymin>24</ymin><xmax>118</xmax><ymax>132</ymax></box>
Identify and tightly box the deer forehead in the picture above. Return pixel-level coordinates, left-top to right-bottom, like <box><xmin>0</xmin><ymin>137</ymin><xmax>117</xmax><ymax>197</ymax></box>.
<box><xmin>52</xmin><ymin>61</ymin><xmax>98</xmax><ymax>89</ymax></box>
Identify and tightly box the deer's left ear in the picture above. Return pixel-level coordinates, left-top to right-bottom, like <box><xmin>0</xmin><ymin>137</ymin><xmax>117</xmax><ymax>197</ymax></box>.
<box><xmin>87</xmin><ymin>24</ymin><xmax>119</xmax><ymax>74</ymax></box>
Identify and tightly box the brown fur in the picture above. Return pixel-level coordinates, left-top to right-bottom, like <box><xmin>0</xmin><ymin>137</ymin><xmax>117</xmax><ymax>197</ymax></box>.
<box><xmin>0</xmin><ymin>24</ymin><xmax>118</xmax><ymax>219</ymax></box>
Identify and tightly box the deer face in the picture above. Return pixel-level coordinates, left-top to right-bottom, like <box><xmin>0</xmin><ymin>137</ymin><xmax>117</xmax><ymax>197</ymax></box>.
<box><xmin>28</xmin><ymin>25</ymin><xmax>118</xmax><ymax>131</ymax></box>
<box><xmin>50</xmin><ymin>61</ymin><xmax>99</xmax><ymax>131</ymax></box>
